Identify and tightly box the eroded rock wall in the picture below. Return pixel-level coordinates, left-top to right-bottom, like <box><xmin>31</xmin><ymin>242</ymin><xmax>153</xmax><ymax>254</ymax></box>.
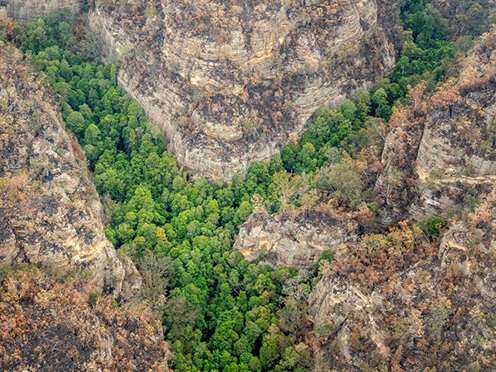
<box><xmin>1</xmin><ymin>0</ymin><xmax>80</xmax><ymax>21</ymax></box>
<box><xmin>306</xmin><ymin>32</ymin><xmax>496</xmax><ymax>369</ymax></box>
<box><xmin>375</xmin><ymin>30</ymin><xmax>496</xmax><ymax>221</ymax></box>
<box><xmin>89</xmin><ymin>0</ymin><xmax>399</xmax><ymax>180</ymax></box>
<box><xmin>234</xmin><ymin>209</ymin><xmax>357</xmax><ymax>269</ymax></box>
<box><xmin>308</xmin><ymin>189</ymin><xmax>496</xmax><ymax>370</ymax></box>
<box><xmin>0</xmin><ymin>44</ymin><xmax>139</xmax><ymax>298</ymax></box>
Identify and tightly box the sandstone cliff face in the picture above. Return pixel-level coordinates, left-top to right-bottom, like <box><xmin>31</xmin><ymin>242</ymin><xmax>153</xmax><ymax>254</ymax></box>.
<box><xmin>375</xmin><ymin>30</ymin><xmax>496</xmax><ymax>221</ymax></box>
<box><xmin>308</xmin><ymin>189</ymin><xmax>496</xmax><ymax>370</ymax></box>
<box><xmin>0</xmin><ymin>0</ymin><xmax>80</xmax><ymax>21</ymax></box>
<box><xmin>89</xmin><ymin>0</ymin><xmax>398</xmax><ymax>179</ymax></box>
<box><xmin>234</xmin><ymin>209</ymin><xmax>357</xmax><ymax>269</ymax></box>
<box><xmin>0</xmin><ymin>44</ymin><xmax>139</xmax><ymax>298</ymax></box>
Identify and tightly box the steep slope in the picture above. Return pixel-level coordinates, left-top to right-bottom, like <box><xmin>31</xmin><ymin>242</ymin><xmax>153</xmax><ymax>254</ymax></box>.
<box><xmin>0</xmin><ymin>268</ymin><xmax>169</xmax><ymax>371</ymax></box>
<box><xmin>0</xmin><ymin>0</ymin><xmax>80</xmax><ymax>21</ymax></box>
<box><xmin>89</xmin><ymin>0</ymin><xmax>399</xmax><ymax>179</ymax></box>
<box><xmin>375</xmin><ymin>29</ymin><xmax>496</xmax><ymax>221</ymax></box>
<box><xmin>0</xmin><ymin>43</ymin><xmax>139</xmax><ymax>298</ymax></box>
<box><xmin>304</xmin><ymin>30</ymin><xmax>496</xmax><ymax>371</ymax></box>
<box><xmin>308</xmin><ymin>189</ymin><xmax>496</xmax><ymax>371</ymax></box>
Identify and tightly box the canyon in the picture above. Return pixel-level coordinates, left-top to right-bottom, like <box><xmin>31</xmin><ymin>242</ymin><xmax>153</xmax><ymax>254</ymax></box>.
<box><xmin>1</xmin><ymin>0</ymin><xmax>496</xmax><ymax>370</ymax></box>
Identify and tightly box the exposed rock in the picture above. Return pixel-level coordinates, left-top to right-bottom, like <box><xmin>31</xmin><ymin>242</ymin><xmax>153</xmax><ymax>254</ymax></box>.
<box><xmin>234</xmin><ymin>209</ymin><xmax>358</xmax><ymax>269</ymax></box>
<box><xmin>89</xmin><ymin>0</ymin><xmax>399</xmax><ymax>179</ymax></box>
<box><xmin>0</xmin><ymin>44</ymin><xmax>139</xmax><ymax>298</ymax></box>
<box><xmin>308</xmin><ymin>189</ymin><xmax>496</xmax><ymax>370</ymax></box>
<box><xmin>0</xmin><ymin>268</ymin><xmax>169</xmax><ymax>371</ymax></box>
<box><xmin>375</xmin><ymin>30</ymin><xmax>496</xmax><ymax>221</ymax></box>
<box><xmin>303</xmin><ymin>31</ymin><xmax>496</xmax><ymax>370</ymax></box>
<box><xmin>0</xmin><ymin>0</ymin><xmax>80</xmax><ymax>21</ymax></box>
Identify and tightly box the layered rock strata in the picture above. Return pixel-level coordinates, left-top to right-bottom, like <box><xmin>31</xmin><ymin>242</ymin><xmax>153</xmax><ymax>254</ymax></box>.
<box><xmin>89</xmin><ymin>0</ymin><xmax>398</xmax><ymax>179</ymax></box>
<box><xmin>234</xmin><ymin>209</ymin><xmax>357</xmax><ymax>269</ymax></box>
<box><xmin>0</xmin><ymin>0</ymin><xmax>80</xmax><ymax>21</ymax></box>
<box><xmin>375</xmin><ymin>30</ymin><xmax>496</xmax><ymax>220</ymax></box>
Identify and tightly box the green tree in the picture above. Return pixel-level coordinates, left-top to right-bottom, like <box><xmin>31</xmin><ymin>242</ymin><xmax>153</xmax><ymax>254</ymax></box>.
<box><xmin>272</xmin><ymin>171</ymin><xmax>308</xmax><ymax>211</ymax></box>
<box><xmin>59</xmin><ymin>59</ymin><xmax>73</xmax><ymax>81</ymax></box>
<box><xmin>372</xmin><ymin>87</ymin><xmax>391</xmax><ymax>119</ymax></box>
<box><xmin>65</xmin><ymin>111</ymin><xmax>86</xmax><ymax>137</ymax></box>
<box><xmin>260</xmin><ymin>337</ymin><xmax>280</xmax><ymax>370</ymax></box>
<box><xmin>248</xmin><ymin>357</ymin><xmax>261</xmax><ymax>372</ymax></box>
<box><xmin>277</xmin><ymin>296</ymin><xmax>305</xmax><ymax>334</ymax></box>
<box><xmin>315</xmin><ymin>156</ymin><xmax>362</xmax><ymax>203</ymax></box>
<box><xmin>84</xmin><ymin>123</ymin><xmax>101</xmax><ymax>145</ymax></box>
<box><xmin>234</xmin><ymin>201</ymin><xmax>252</xmax><ymax>226</ymax></box>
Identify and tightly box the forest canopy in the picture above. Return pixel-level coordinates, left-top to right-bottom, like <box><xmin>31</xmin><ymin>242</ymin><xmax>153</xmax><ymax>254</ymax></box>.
<box><xmin>1</xmin><ymin>0</ymin><xmax>492</xmax><ymax>370</ymax></box>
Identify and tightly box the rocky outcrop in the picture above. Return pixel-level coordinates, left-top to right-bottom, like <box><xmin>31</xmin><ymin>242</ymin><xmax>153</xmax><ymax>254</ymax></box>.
<box><xmin>308</xmin><ymin>189</ymin><xmax>496</xmax><ymax>370</ymax></box>
<box><xmin>0</xmin><ymin>44</ymin><xmax>139</xmax><ymax>298</ymax></box>
<box><xmin>234</xmin><ymin>209</ymin><xmax>357</xmax><ymax>269</ymax></box>
<box><xmin>0</xmin><ymin>268</ymin><xmax>169</xmax><ymax>371</ymax></box>
<box><xmin>89</xmin><ymin>0</ymin><xmax>399</xmax><ymax>180</ymax></box>
<box><xmin>375</xmin><ymin>30</ymin><xmax>496</xmax><ymax>221</ymax></box>
<box><xmin>0</xmin><ymin>0</ymin><xmax>80</xmax><ymax>21</ymax></box>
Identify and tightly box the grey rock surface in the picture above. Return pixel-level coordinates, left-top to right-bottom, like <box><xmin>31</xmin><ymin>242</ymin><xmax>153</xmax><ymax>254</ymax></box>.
<box><xmin>0</xmin><ymin>0</ymin><xmax>80</xmax><ymax>21</ymax></box>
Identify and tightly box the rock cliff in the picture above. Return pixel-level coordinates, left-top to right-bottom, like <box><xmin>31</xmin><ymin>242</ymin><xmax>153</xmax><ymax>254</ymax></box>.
<box><xmin>89</xmin><ymin>0</ymin><xmax>398</xmax><ymax>179</ymax></box>
<box><xmin>304</xmin><ymin>32</ymin><xmax>496</xmax><ymax>370</ymax></box>
<box><xmin>0</xmin><ymin>44</ymin><xmax>139</xmax><ymax>298</ymax></box>
<box><xmin>375</xmin><ymin>30</ymin><xmax>496</xmax><ymax>221</ymax></box>
<box><xmin>0</xmin><ymin>0</ymin><xmax>80</xmax><ymax>21</ymax></box>
<box><xmin>308</xmin><ymin>189</ymin><xmax>496</xmax><ymax>370</ymax></box>
<box><xmin>234</xmin><ymin>209</ymin><xmax>357</xmax><ymax>269</ymax></box>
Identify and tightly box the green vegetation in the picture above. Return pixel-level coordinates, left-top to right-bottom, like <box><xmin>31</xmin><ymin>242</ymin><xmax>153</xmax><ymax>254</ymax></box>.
<box><xmin>420</xmin><ymin>216</ymin><xmax>447</xmax><ymax>240</ymax></box>
<box><xmin>4</xmin><ymin>1</ymin><xmax>491</xmax><ymax>370</ymax></box>
<box><xmin>8</xmin><ymin>12</ymin><xmax>313</xmax><ymax>372</ymax></box>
